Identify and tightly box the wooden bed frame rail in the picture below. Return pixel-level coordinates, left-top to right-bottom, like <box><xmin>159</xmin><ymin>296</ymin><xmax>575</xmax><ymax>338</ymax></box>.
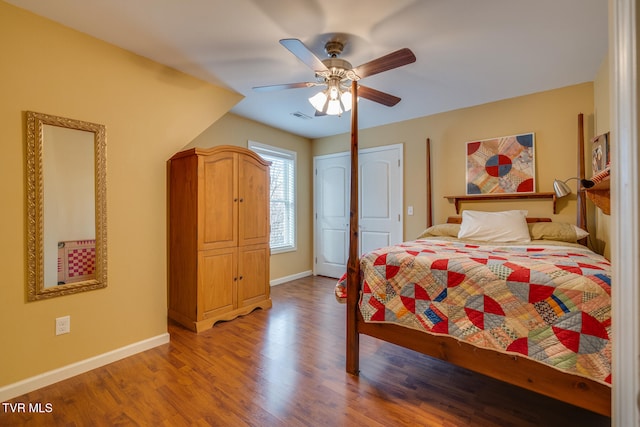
<box><xmin>345</xmin><ymin>109</ymin><xmax>611</xmax><ymax>416</ymax></box>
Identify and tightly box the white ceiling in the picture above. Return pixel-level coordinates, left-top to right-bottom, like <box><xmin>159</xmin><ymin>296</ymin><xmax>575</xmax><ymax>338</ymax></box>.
<box><xmin>7</xmin><ymin>0</ymin><xmax>608</xmax><ymax>139</ymax></box>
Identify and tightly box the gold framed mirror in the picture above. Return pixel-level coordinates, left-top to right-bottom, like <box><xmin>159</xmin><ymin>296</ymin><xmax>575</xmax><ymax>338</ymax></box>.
<box><xmin>26</xmin><ymin>111</ymin><xmax>107</xmax><ymax>301</ymax></box>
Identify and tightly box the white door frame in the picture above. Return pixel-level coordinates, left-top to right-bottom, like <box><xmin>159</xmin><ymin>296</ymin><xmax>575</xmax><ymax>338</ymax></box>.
<box><xmin>611</xmin><ymin>0</ymin><xmax>638</xmax><ymax>424</ymax></box>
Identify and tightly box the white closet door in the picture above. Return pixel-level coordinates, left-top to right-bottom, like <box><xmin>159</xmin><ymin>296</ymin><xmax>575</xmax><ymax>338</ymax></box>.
<box><xmin>314</xmin><ymin>154</ymin><xmax>350</xmax><ymax>278</ymax></box>
<box><xmin>314</xmin><ymin>144</ymin><xmax>403</xmax><ymax>278</ymax></box>
<box><xmin>359</xmin><ymin>145</ymin><xmax>403</xmax><ymax>255</ymax></box>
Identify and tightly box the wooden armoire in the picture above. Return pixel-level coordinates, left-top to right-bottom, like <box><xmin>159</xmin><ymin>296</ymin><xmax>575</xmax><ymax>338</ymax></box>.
<box><xmin>167</xmin><ymin>145</ymin><xmax>272</xmax><ymax>332</ymax></box>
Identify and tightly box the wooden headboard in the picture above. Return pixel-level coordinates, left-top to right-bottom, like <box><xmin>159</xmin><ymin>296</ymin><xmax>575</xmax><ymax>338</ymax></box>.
<box><xmin>446</xmin><ymin>216</ymin><xmax>552</xmax><ymax>224</ymax></box>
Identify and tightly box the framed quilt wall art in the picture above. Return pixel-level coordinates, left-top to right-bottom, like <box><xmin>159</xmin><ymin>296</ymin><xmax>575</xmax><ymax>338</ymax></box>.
<box><xmin>466</xmin><ymin>132</ymin><xmax>535</xmax><ymax>195</ymax></box>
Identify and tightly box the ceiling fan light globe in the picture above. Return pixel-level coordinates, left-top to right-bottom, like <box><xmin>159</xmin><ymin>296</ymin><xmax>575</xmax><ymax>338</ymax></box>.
<box><xmin>309</xmin><ymin>91</ymin><xmax>328</xmax><ymax>111</ymax></box>
<box><xmin>326</xmin><ymin>99</ymin><xmax>342</xmax><ymax>115</ymax></box>
<box><xmin>341</xmin><ymin>91</ymin><xmax>353</xmax><ymax>111</ymax></box>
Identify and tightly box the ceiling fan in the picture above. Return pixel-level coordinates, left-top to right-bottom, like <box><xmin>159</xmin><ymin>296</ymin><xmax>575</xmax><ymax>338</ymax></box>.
<box><xmin>253</xmin><ymin>38</ymin><xmax>416</xmax><ymax>116</ymax></box>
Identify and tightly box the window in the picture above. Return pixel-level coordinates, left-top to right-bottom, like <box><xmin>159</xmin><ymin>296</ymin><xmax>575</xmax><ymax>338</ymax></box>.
<box><xmin>248</xmin><ymin>141</ymin><xmax>296</xmax><ymax>253</ymax></box>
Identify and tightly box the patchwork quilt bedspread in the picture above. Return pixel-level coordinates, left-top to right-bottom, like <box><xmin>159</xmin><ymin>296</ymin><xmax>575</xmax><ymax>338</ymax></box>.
<box><xmin>335</xmin><ymin>238</ymin><xmax>612</xmax><ymax>385</ymax></box>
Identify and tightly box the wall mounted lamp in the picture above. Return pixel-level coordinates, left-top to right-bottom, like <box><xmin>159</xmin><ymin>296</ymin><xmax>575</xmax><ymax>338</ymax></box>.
<box><xmin>553</xmin><ymin>177</ymin><xmax>595</xmax><ymax>197</ymax></box>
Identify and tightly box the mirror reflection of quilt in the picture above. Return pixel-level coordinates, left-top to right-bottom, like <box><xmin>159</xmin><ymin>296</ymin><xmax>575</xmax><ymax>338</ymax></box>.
<box><xmin>57</xmin><ymin>239</ymin><xmax>96</xmax><ymax>284</ymax></box>
<box><xmin>336</xmin><ymin>238</ymin><xmax>611</xmax><ymax>385</ymax></box>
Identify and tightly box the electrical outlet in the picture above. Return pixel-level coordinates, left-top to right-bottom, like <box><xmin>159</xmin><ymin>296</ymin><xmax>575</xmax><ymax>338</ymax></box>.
<box><xmin>55</xmin><ymin>316</ymin><xmax>70</xmax><ymax>335</ymax></box>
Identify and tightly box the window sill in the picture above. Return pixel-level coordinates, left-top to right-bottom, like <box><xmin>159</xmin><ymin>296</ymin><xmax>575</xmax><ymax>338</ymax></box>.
<box><xmin>270</xmin><ymin>246</ymin><xmax>296</xmax><ymax>255</ymax></box>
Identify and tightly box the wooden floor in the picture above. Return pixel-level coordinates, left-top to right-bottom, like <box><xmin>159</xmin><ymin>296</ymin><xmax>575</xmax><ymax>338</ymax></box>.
<box><xmin>3</xmin><ymin>276</ymin><xmax>610</xmax><ymax>426</ymax></box>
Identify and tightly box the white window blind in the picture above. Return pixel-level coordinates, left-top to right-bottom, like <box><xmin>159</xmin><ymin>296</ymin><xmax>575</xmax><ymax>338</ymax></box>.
<box><xmin>248</xmin><ymin>142</ymin><xmax>296</xmax><ymax>253</ymax></box>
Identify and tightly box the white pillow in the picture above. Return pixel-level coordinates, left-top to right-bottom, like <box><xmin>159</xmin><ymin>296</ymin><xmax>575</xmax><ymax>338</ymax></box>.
<box><xmin>458</xmin><ymin>210</ymin><xmax>531</xmax><ymax>243</ymax></box>
<box><xmin>573</xmin><ymin>225</ymin><xmax>590</xmax><ymax>240</ymax></box>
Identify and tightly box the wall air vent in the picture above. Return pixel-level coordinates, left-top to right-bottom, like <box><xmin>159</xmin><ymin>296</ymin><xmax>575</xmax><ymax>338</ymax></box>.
<box><xmin>290</xmin><ymin>111</ymin><xmax>312</xmax><ymax>120</ymax></box>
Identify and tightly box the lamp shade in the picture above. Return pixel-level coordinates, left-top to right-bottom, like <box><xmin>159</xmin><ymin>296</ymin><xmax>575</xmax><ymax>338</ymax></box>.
<box><xmin>308</xmin><ymin>91</ymin><xmax>328</xmax><ymax>111</ymax></box>
<box><xmin>308</xmin><ymin>81</ymin><xmax>353</xmax><ymax>115</ymax></box>
<box><xmin>341</xmin><ymin>90</ymin><xmax>352</xmax><ymax>109</ymax></box>
<box><xmin>553</xmin><ymin>179</ymin><xmax>572</xmax><ymax>197</ymax></box>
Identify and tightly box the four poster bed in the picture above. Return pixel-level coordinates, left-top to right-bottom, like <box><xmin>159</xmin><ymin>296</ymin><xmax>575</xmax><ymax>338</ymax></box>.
<box><xmin>339</xmin><ymin>87</ymin><xmax>611</xmax><ymax>417</ymax></box>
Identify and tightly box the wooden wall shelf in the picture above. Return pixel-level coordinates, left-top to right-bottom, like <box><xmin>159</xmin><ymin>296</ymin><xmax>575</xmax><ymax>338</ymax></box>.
<box><xmin>584</xmin><ymin>178</ymin><xmax>610</xmax><ymax>215</ymax></box>
<box><xmin>444</xmin><ymin>192</ymin><xmax>559</xmax><ymax>214</ymax></box>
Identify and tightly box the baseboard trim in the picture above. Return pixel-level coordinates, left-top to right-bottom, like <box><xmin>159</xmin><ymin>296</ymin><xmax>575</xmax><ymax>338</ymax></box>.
<box><xmin>270</xmin><ymin>270</ymin><xmax>312</xmax><ymax>286</ymax></box>
<box><xmin>0</xmin><ymin>333</ymin><xmax>170</xmax><ymax>402</ymax></box>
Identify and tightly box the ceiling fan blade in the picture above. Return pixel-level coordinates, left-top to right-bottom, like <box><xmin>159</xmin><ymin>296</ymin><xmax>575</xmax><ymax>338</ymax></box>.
<box><xmin>253</xmin><ymin>82</ymin><xmax>317</xmax><ymax>92</ymax></box>
<box><xmin>358</xmin><ymin>85</ymin><xmax>401</xmax><ymax>107</ymax></box>
<box><xmin>352</xmin><ymin>48</ymin><xmax>416</xmax><ymax>79</ymax></box>
<box><xmin>280</xmin><ymin>38</ymin><xmax>328</xmax><ymax>72</ymax></box>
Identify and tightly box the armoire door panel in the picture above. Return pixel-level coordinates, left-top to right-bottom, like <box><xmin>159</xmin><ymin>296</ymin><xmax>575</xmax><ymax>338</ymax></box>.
<box><xmin>238</xmin><ymin>244</ymin><xmax>269</xmax><ymax>307</ymax></box>
<box><xmin>201</xmin><ymin>153</ymin><xmax>238</xmax><ymax>249</ymax></box>
<box><xmin>200</xmin><ymin>248</ymin><xmax>237</xmax><ymax>318</ymax></box>
<box><xmin>238</xmin><ymin>156</ymin><xmax>270</xmax><ymax>246</ymax></box>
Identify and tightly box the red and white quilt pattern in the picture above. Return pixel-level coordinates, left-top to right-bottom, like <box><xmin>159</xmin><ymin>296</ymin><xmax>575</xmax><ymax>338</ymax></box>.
<box><xmin>337</xmin><ymin>239</ymin><xmax>611</xmax><ymax>384</ymax></box>
<box><xmin>57</xmin><ymin>239</ymin><xmax>96</xmax><ymax>284</ymax></box>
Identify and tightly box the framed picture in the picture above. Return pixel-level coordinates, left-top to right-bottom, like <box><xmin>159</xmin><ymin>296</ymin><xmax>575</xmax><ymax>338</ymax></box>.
<box><xmin>591</xmin><ymin>132</ymin><xmax>610</xmax><ymax>174</ymax></box>
<box><xmin>466</xmin><ymin>132</ymin><xmax>535</xmax><ymax>195</ymax></box>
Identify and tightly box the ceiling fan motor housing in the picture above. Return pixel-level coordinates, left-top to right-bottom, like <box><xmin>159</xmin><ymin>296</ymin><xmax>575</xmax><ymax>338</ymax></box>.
<box><xmin>324</xmin><ymin>40</ymin><xmax>344</xmax><ymax>57</ymax></box>
<box><xmin>318</xmin><ymin>59</ymin><xmax>359</xmax><ymax>86</ymax></box>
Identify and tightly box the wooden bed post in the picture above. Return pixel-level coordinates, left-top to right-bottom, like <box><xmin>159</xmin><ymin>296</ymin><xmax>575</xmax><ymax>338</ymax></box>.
<box><xmin>577</xmin><ymin>113</ymin><xmax>588</xmax><ymax>240</ymax></box>
<box><xmin>426</xmin><ymin>138</ymin><xmax>433</xmax><ymax>228</ymax></box>
<box><xmin>346</xmin><ymin>81</ymin><xmax>360</xmax><ymax>375</ymax></box>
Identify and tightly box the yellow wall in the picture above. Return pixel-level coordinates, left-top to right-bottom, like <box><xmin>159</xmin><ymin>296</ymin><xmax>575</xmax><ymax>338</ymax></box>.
<box><xmin>187</xmin><ymin>114</ymin><xmax>314</xmax><ymax>280</ymax></box>
<box><xmin>0</xmin><ymin>2</ymin><xmax>242</xmax><ymax>386</ymax></box>
<box><xmin>314</xmin><ymin>83</ymin><xmax>596</xmax><ymax>242</ymax></box>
